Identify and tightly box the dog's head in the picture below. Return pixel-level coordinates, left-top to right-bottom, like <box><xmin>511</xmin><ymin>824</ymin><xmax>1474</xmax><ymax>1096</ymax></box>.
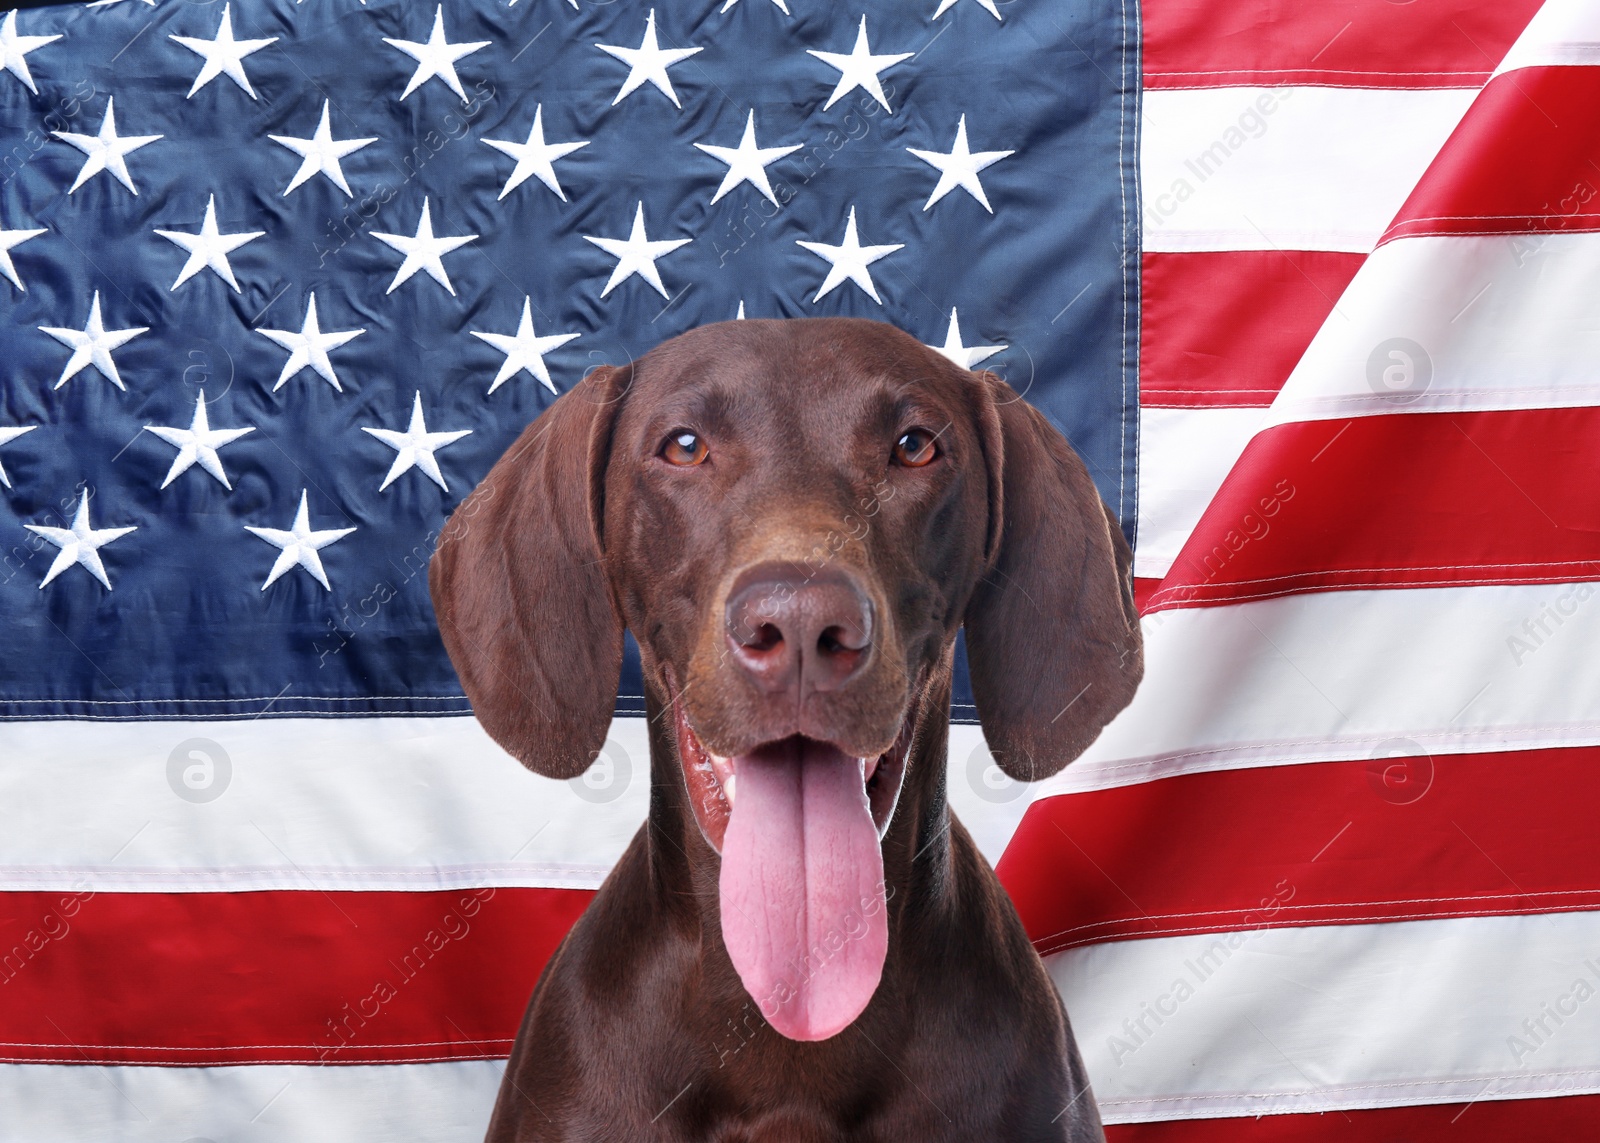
<box><xmin>430</xmin><ymin>317</ymin><xmax>1141</xmax><ymax>1040</ymax></box>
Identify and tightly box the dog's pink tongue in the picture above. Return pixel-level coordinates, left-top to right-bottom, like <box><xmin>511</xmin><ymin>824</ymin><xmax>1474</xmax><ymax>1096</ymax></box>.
<box><xmin>719</xmin><ymin>739</ymin><xmax>888</xmax><ymax>1042</ymax></box>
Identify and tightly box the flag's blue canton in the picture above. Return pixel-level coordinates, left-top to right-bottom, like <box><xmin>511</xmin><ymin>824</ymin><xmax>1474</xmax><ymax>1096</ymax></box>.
<box><xmin>0</xmin><ymin>0</ymin><xmax>1138</xmax><ymax>721</ymax></box>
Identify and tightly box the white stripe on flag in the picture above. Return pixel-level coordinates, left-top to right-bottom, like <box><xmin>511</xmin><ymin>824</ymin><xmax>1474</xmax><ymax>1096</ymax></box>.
<box><xmin>1039</xmin><ymin>581</ymin><xmax>1600</xmax><ymax>794</ymax></box>
<box><xmin>1049</xmin><ymin>909</ymin><xmax>1600</xmax><ymax>1122</ymax></box>
<box><xmin>1494</xmin><ymin>0</ymin><xmax>1600</xmax><ymax>76</ymax></box>
<box><xmin>0</xmin><ymin>719</ymin><xmax>1026</xmax><ymax>892</ymax></box>
<box><xmin>1134</xmin><ymin>406</ymin><xmax>1268</xmax><ymax>580</ymax></box>
<box><xmin>1141</xmin><ymin>87</ymin><xmax>1475</xmax><ymax>253</ymax></box>
<box><xmin>0</xmin><ymin>1059</ymin><xmax>501</xmax><ymax>1143</ymax></box>
<box><xmin>1263</xmin><ymin>233</ymin><xmax>1600</xmax><ymax>430</ymax></box>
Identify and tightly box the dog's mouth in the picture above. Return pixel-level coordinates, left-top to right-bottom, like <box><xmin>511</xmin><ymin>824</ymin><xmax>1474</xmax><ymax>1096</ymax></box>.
<box><xmin>673</xmin><ymin>698</ymin><xmax>911</xmax><ymax>1042</ymax></box>
<box><xmin>674</xmin><ymin>699</ymin><xmax>910</xmax><ymax>854</ymax></box>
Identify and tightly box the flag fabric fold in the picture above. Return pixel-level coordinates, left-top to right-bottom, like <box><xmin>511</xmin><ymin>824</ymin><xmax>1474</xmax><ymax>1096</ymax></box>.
<box><xmin>1002</xmin><ymin>0</ymin><xmax>1600</xmax><ymax>1134</ymax></box>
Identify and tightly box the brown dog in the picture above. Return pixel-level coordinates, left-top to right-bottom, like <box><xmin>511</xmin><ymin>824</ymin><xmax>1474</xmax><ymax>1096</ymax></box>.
<box><xmin>430</xmin><ymin>317</ymin><xmax>1142</xmax><ymax>1142</ymax></box>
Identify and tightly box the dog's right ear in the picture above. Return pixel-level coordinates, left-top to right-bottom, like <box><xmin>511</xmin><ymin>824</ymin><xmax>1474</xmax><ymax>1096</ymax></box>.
<box><xmin>429</xmin><ymin>367</ymin><xmax>629</xmax><ymax>779</ymax></box>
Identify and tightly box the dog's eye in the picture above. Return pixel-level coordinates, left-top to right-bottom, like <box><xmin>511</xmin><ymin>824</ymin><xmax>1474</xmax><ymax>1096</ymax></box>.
<box><xmin>892</xmin><ymin>429</ymin><xmax>939</xmax><ymax>468</ymax></box>
<box><xmin>660</xmin><ymin>430</ymin><xmax>709</xmax><ymax>467</ymax></box>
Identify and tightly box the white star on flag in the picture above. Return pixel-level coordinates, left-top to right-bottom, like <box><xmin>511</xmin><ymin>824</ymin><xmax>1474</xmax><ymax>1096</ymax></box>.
<box><xmin>146</xmin><ymin>390</ymin><xmax>255</xmax><ymax>489</ymax></box>
<box><xmin>0</xmin><ymin>11</ymin><xmax>61</xmax><ymax>95</ymax></box>
<box><xmin>796</xmin><ymin>206</ymin><xmax>904</xmax><ymax>304</ymax></box>
<box><xmin>929</xmin><ymin>308</ymin><xmax>1006</xmax><ymax>369</ymax></box>
<box><xmin>932</xmin><ymin>0</ymin><xmax>1003</xmax><ymax>21</ymax></box>
<box><xmin>245</xmin><ymin>490</ymin><xmax>356</xmax><ymax>591</ymax></box>
<box><xmin>269</xmin><ymin>99</ymin><xmax>376</xmax><ymax>197</ymax></box>
<box><xmin>736</xmin><ymin>300</ymin><xmax>746</xmax><ymax>319</ymax></box>
<box><xmin>372</xmin><ymin>198</ymin><xmax>477</xmax><ymax>296</ymax></box>
<box><xmin>154</xmin><ymin>194</ymin><xmax>264</xmax><ymax>292</ymax></box>
<box><xmin>0</xmin><ymin>424</ymin><xmax>36</xmax><ymax>488</ymax></box>
<box><xmin>596</xmin><ymin>10</ymin><xmax>703</xmax><ymax>109</ymax></box>
<box><xmin>169</xmin><ymin>3</ymin><xmax>277</xmax><ymax>100</ymax></box>
<box><xmin>38</xmin><ymin>291</ymin><xmax>149</xmax><ymax>391</ymax></box>
<box><xmin>807</xmin><ymin>15</ymin><xmax>910</xmax><ymax>113</ymax></box>
<box><xmin>908</xmin><ymin>114</ymin><xmax>1014</xmax><ymax>213</ymax></box>
<box><xmin>362</xmin><ymin>391</ymin><xmax>472</xmax><ymax>492</ymax></box>
<box><xmin>257</xmin><ymin>293</ymin><xmax>366</xmax><ymax>392</ymax></box>
<box><xmin>471</xmin><ymin>297</ymin><xmax>579</xmax><ymax>395</ymax></box>
<box><xmin>482</xmin><ymin>104</ymin><xmax>589</xmax><ymax>202</ymax></box>
<box><xmin>721</xmin><ymin>0</ymin><xmax>790</xmax><ymax>12</ymax></box>
<box><xmin>26</xmin><ymin>490</ymin><xmax>137</xmax><ymax>591</ymax></box>
<box><xmin>584</xmin><ymin>202</ymin><xmax>692</xmax><ymax>299</ymax></box>
<box><xmin>695</xmin><ymin>110</ymin><xmax>801</xmax><ymax>206</ymax></box>
<box><xmin>0</xmin><ymin>220</ymin><xmax>45</xmax><ymax>291</ymax></box>
<box><xmin>53</xmin><ymin>97</ymin><xmax>162</xmax><ymax>196</ymax></box>
<box><xmin>384</xmin><ymin>5</ymin><xmax>489</xmax><ymax>103</ymax></box>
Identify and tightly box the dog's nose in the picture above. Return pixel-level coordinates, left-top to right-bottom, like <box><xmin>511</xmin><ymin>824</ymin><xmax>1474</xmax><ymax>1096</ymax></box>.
<box><xmin>725</xmin><ymin>563</ymin><xmax>874</xmax><ymax>696</ymax></box>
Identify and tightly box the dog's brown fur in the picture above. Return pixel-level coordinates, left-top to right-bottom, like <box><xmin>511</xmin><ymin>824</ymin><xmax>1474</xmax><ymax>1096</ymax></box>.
<box><xmin>430</xmin><ymin>317</ymin><xmax>1142</xmax><ymax>1142</ymax></box>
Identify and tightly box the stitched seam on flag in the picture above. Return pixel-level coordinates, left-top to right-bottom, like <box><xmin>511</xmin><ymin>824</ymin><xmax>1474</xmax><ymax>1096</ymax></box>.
<box><xmin>0</xmin><ymin>1039</ymin><xmax>515</xmax><ymax>1051</ymax></box>
<box><xmin>1148</xmin><ymin>81</ymin><xmax>1485</xmax><ymax>93</ymax></box>
<box><xmin>1040</xmin><ymin>910</ymin><xmax>1600</xmax><ymax>953</ymax></box>
<box><xmin>0</xmin><ymin>1052</ymin><xmax>513</xmax><ymax>1065</ymax></box>
<box><xmin>1157</xmin><ymin>564</ymin><xmax>1600</xmax><ymax>588</ymax></box>
<box><xmin>0</xmin><ymin>866</ymin><xmax>612</xmax><ymax>877</ymax></box>
<box><xmin>1149</xmin><ymin>575</ymin><xmax>1600</xmax><ymax>608</ymax></box>
<box><xmin>1034</xmin><ymin>896</ymin><xmax>1600</xmax><ymax>946</ymax></box>
<box><xmin>1148</xmin><ymin>78</ymin><xmax>1488</xmax><ymax>90</ymax></box>
<box><xmin>1049</xmin><ymin>891</ymin><xmax>1600</xmax><ymax>929</ymax></box>
<box><xmin>1387</xmin><ymin>228</ymin><xmax>1600</xmax><ymax>238</ymax></box>
<box><xmin>0</xmin><ymin>694</ymin><xmax>645</xmax><ymax>705</ymax></box>
<box><xmin>1063</xmin><ymin>725</ymin><xmax>1600</xmax><ymax>777</ymax></box>
<box><xmin>0</xmin><ymin>696</ymin><xmax>473</xmax><ymax>704</ymax></box>
<box><xmin>1141</xmin><ymin>389</ymin><xmax>1282</xmax><ymax>397</ymax></box>
<box><xmin>0</xmin><ymin>704</ymin><xmax>643</xmax><ymax>718</ymax></box>
<box><xmin>0</xmin><ymin>714</ymin><xmax>495</xmax><ymax>722</ymax></box>
<box><xmin>1121</xmin><ymin>0</ymin><xmax>1137</xmax><ymax>529</ymax></box>
<box><xmin>0</xmin><ymin>709</ymin><xmax>657</xmax><ymax>721</ymax></box>
<box><xmin>1104</xmin><ymin>1069</ymin><xmax>1600</xmax><ymax>1104</ymax></box>
<box><xmin>1396</xmin><ymin>214</ymin><xmax>1600</xmax><ymax>224</ymax></box>
<box><xmin>1150</xmin><ymin>230</ymin><xmax>1378</xmax><ymax>244</ymax></box>
<box><xmin>1146</xmin><ymin>69</ymin><xmax>1493</xmax><ymax>78</ymax></box>
<box><xmin>1381</xmin><ymin>224</ymin><xmax>1600</xmax><ymax>245</ymax></box>
<box><xmin>1271</xmin><ymin>391</ymin><xmax>1600</xmax><ymax>408</ymax></box>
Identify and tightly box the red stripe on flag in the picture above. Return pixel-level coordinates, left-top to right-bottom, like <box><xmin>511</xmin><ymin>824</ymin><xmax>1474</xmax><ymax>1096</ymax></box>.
<box><xmin>0</xmin><ymin>886</ymin><xmax>591</xmax><ymax>1065</ymax></box>
<box><xmin>1142</xmin><ymin>0</ymin><xmax>1542</xmax><ymax>90</ymax></box>
<box><xmin>999</xmin><ymin>746</ymin><xmax>1600</xmax><ymax>957</ymax></box>
<box><xmin>1146</xmin><ymin>408</ymin><xmax>1600</xmax><ymax>612</ymax></box>
<box><xmin>1386</xmin><ymin>66</ymin><xmax>1600</xmax><ymax>242</ymax></box>
<box><xmin>1140</xmin><ymin>252</ymin><xmax>1362</xmax><ymax>409</ymax></box>
<box><xmin>1105</xmin><ymin>1093</ymin><xmax>1600</xmax><ymax>1141</ymax></box>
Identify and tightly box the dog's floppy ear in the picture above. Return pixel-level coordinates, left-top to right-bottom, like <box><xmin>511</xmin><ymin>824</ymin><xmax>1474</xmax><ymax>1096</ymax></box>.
<box><xmin>430</xmin><ymin>366</ymin><xmax>629</xmax><ymax>779</ymax></box>
<box><xmin>963</xmin><ymin>371</ymin><xmax>1143</xmax><ymax>781</ymax></box>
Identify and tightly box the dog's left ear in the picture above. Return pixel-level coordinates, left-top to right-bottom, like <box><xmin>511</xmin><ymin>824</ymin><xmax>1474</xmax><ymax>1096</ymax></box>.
<box><xmin>963</xmin><ymin>371</ymin><xmax>1143</xmax><ymax>781</ymax></box>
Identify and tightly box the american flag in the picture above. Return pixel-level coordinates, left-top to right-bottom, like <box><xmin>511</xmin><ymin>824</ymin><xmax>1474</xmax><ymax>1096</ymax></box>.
<box><xmin>0</xmin><ymin>0</ymin><xmax>1593</xmax><ymax>1137</ymax></box>
<box><xmin>0</xmin><ymin>0</ymin><xmax>1128</xmax><ymax>1132</ymax></box>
